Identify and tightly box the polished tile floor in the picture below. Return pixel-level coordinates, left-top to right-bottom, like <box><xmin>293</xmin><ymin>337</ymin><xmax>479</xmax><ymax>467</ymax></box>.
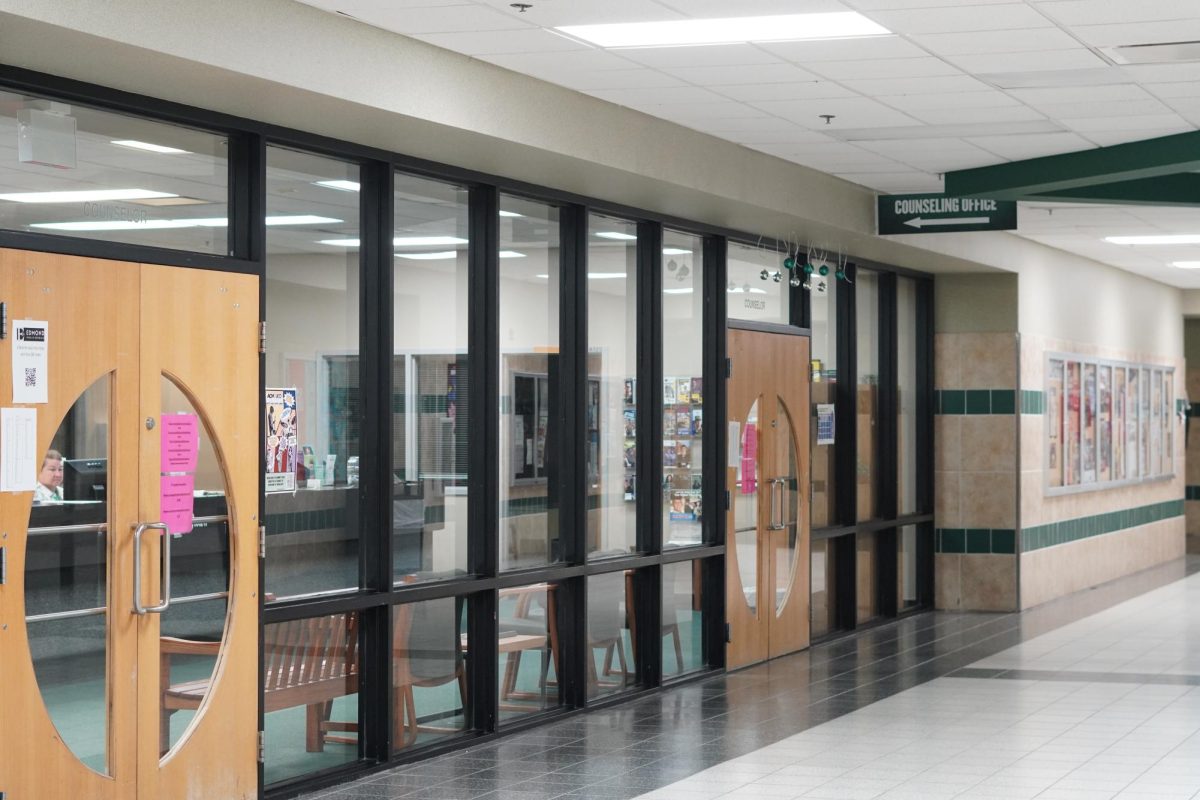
<box><xmin>300</xmin><ymin>556</ymin><xmax>1199</xmax><ymax>800</ymax></box>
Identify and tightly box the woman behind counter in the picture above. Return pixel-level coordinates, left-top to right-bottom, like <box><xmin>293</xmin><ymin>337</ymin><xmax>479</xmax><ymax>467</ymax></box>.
<box><xmin>34</xmin><ymin>449</ymin><xmax>64</xmax><ymax>503</ymax></box>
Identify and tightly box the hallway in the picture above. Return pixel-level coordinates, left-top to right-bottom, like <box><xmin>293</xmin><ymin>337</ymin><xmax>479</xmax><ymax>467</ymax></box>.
<box><xmin>303</xmin><ymin>557</ymin><xmax>1200</xmax><ymax>800</ymax></box>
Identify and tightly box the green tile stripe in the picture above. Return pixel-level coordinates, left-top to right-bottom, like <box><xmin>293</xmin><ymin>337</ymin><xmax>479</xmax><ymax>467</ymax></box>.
<box><xmin>935</xmin><ymin>528</ymin><xmax>1015</xmax><ymax>555</ymax></box>
<box><xmin>935</xmin><ymin>389</ymin><xmax>1016</xmax><ymax>415</ymax></box>
<box><xmin>1020</xmin><ymin>390</ymin><xmax>1044</xmax><ymax>415</ymax></box>
<box><xmin>1021</xmin><ymin>499</ymin><xmax>1184</xmax><ymax>552</ymax></box>
<box><xmin>1186</xmin><ymin>486</ymin><xmax>1200</xmax><ymax>501</ymax></box>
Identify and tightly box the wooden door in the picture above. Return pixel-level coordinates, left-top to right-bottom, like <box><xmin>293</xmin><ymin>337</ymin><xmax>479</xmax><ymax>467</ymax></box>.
<box><xmin>726</xmin><ymin>328</ymin><xmax>810</xmax><ymax>669</ymax></box>
<box><xmin>0</xmin><ymin>251</ymin><xmax>258</xmax><ymax>800</ymax></box>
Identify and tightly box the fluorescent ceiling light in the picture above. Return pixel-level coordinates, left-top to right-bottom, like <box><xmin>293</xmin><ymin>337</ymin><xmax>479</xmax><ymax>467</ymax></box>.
<box><xmin>587</xmin><ymin>272</ymin><xmax>627</xmax><ymax>279</ymax></box>
<box><xmin>111</xmin><ymin>139</ymin><xmax>190</xmax><ymax>155</ymax></box>
<box><xmin>1106</xmin><ymin>234</ymin><xmax>1200</xmax><ymax>245</ymax></box>
<box><xmin>395</xmin><ymin>235</ymin><xmax>468</xmax><ymax>246</ymax></box>
<box><xmin>536</xmin><ymin>273</ymin><xmax>550</xmax><ymax>279</ymax></box>
<box><xmin>663</xmin><ymin>248</ymin><xmax>692</xmax><ymax>255</ymax></box>
<box><xmin>595</xmin><ymin>231</ymin><xmax>636</xmax><ymax>241</ymax></box>
<box><xmin>0</xmin><ymin>189</ymin><xmax>178</xmax><ymax>203</ymax></box>
<box><xmin>663</xmin><ymin>287</ymin><xmax>694</xmax><ymax>294</ymax></box>
<box><xmin>1172</xmin><ymin>261</ymin><xmax>1200</xmax><ymax>269</ymax></box>
<box><xmin>499</xmin><ymin>210</ymin><xmax>523</xmax><ymax>218</ymax></box>
<box><xmin>126</xmin><ymin>196</ymin><xmax>211</xmax><ymax>207</ymax></box>
<box><xmin>500</xmin><ymin>250</ymin><xmax>525</xmax><ymax>258</ymax></box>
<box><xmin>32</xmin><ymin>214</ymin><xmax>338</xmax><ymax>232</ymax></box>
<box><xmin>1103</xmin><ymin>41</ymin><xmax>1200</xmax><ymax>66</ymax></box>
<box><xmin>558</xmin><ymin>12</ymin><xmax>889</xmax><ymax>48</ymax></box>
<box><xmin>314</xmin><ymin>180</ymin><xmax>361</xmax><ymax>192</ymax></box>
<box><xmin>396</xmin><ymin>251</ymin><xmax>458</xmax><ymax>261</ymax></box>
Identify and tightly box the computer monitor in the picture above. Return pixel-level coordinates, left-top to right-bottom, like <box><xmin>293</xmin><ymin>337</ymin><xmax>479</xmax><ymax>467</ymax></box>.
<box><xmin>62</xmin><ymin>457</ymin><xmax>107</xmax><ymax>502</ymax></box>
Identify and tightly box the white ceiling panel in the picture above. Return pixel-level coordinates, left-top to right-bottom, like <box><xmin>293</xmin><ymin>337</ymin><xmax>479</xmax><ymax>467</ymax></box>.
<box><xmin>945</xmin><ymin>49</ymin><xmax>1109</xmax><ymax>74</ymax></box>
<box><xmin>715</xmin><ymin>81</ymin><xmax>860</xmax><ymax>103</ymax></box>
<box><xmin>1084</xmin><ymin>127</ymin><xmax>1195</xmax><ymax>146</ymax></box>
<box><xmin>833</xmin><ymin>171</ymin><xmax>943</xmax><ymax>192</ymax></box>
<box><xmin>1035</xmin><ymin>98</ymin><xmax>1173</xmax><ymax>119</ymax></box>
<box><xmin>1144</xmin><ymin>81</ymin><xmax>1200</xmax><ymax>100</ymax></box>
<box><xmin>906</xmin><ymin>105</ymin><xmax>1048</xmax><ymax>125</ymax></box>
<box><xmin>589</xmin><ymin>86</ymin><xmax>740</xmax><ymax>107</ymax></box>
<box><xmin>483</xmin><ymin>49</ymin><xmax>639</xmax><ymax>75</ymax></box>
<box><xmin>880</xmin><ymin>90</ymin><xmax>1022</xmax><ymax>112</ymax></box>
<box><xmin>549</xmin><ymin>68</ymin><xmax>688</xmax><ymax>91</ymax></box>
<box><xmin>911</xmin><ymin>27</ymin><xmax>1083</xmax><ymax>55</ymax></box>
<box><xmin>858</xmin><ymin>136</ymin><xmax>996</xmax><ymax>158</ymax></box>
<box><xmin>656</xmin><ymin>0</ymin><xmax>856</xmax><ymax>14</ymax></box>
<box><xmin>753</xmin><ymin>97</ymin><xmax>922</xmax><ymax>128</ymax></box>
<box><xmin>413</xmin><ymin>27</ymin><xmax>588</xmax><ymax>54</ymax></box>
<box><xmin>807</xmin><ymin>57</ymin><xmax>964</xmax><ymax>81</ymax></box>
<box><xmin>1007</xmin><ymin>83</ymin><xmax>1157</xmax><ymax>106</ymax></box>
<box><xmin>864</xmin><ymin>4</ymin><xmax>1053</xmax><ymax>34</ymax></box>
<box><xmin>1066</xmin><ymin>114</ymin><xmax>1192</xmax><ymax>133</ymax></box>
<box><xmin>1034</xmin><ymin>0</ymin><xmax>1198</xmax><ymax>27</ymax></box>
<box><xmin>340</xmin><ymin>3</ymin><xmax>529</xmax><ymax>33</ymax></box>
<box><xmin>299</xmin><ymin>0</ymin><xmax>464</xmax><ymax>9</ymax></box>
<box><xmin>1120</xmin><ymin>64</ymin><xmax>1200</xmax><ymax>84</ymax></box>
<box><xmin>472</xmin><ymin>0</ymin><xmax>681</xmax><ymax>26</ymax></box>
<box><xmin>965</xmin><ymin>131</ymin><xmax>1095</xmax><ymax>159</ymax></box>
<box><xmin>1069</xmin><ymin>19</ymin><xmax>1200</xmax><ymax>47</ymax></box>
<box><xmin>842</xmin><ymin>75</ymin><xmax>991</xmax><ymax>96</ymax></box>
<box><xmin>757</xmin><ymin>35</ymin><xmax>929</xmax><ymax>63</ymax></box>
<box><xmin>662</xmin><ymin>63</ymin><xmax>822</xmax><ymax>86</ymax></box>
<box><xmin>616</xmin><ymin>43</ymin><xmax>783</xmax><ymax>68</ymax></box>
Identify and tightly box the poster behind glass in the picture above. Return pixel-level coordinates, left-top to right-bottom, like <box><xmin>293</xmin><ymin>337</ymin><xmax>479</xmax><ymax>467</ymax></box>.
<box><xmin>1066</xmin><ymin>361</ymin><xmax>1081</xmax><ymax>486</ymax></box>
<box><xmin>1047</xmin><ymin>360</ymin><xmax>1064</xmax><ymax>488</ymax></box>
<box><xmin>1082</xmin><ymin>363</ymin><xmax>1096</xmax><ymax>484</ymax></box>
<box><xmin>1127</xmin><ymin>367</ymin><xmax>1139</xmax><ymax>479</ymax></box>
<box><xmin>1113</xmin><ymin>367</ymin><xmax>1125</xmax><ymax>482</ymax></box>
<box><xmin>1098</xmin><ymin>365</ymin><xmax>1111</xmax><ymax>483</ymax></box>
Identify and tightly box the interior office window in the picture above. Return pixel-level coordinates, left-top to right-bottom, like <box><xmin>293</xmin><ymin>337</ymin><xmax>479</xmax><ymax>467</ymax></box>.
<box><xmin>0</xmin><ymin>90</ymin><xmax>228</xmax><ymax>253</ymax></box>
<box><xmin>856</xmin><ymin>531</ymin><xmax>879</xmax><ymax>623</ymax></box>
<box><xmin>587</xmin><ymin>214</ymin><xmax>638</xmax><ymax>558</ymax></box>
<box><xmin>662</xmin><ymin>560</ymin><xmax>706</xmax><ymax>677</ymax></box>
<box><xmin>393</xmin><ymin>173</ymin><xmax>469</xmax><ymax>582</ymax></box>
<box><xmin>855</xmin><ymin>269</ymin><xmax>880</xmax><ymax>522</ymax></box>
<box><xmin>663</xmin><ymin>229</ymin><xmax>704</xmax><ymax>548</ymax></box>
<box><xmin>497</xmin><ymin>581</ymin><xmax>561</xmax><ymax>720</ymax></box>
<box><xmin>726</xmin><ymin>241</ymin><xmax>790</xmax><ymax>325</ymax></box>
<box><xmin>898</xmin><ymin>525</ymin><xmax>919</xmax><ymax>610</ymax></box>
<box><xmin>810</xmin><ymin>537</ymin><xmax>837</xmax><ymax>638</ymax></box>
<box><xmin>499</xmin><ymin>196</ymin><xmax>561</xmax><ymax>570</ymax></box>
<box><xmin>587</xmin><ymin>571</ymin><xmax>636</xmax><ymax>699</ymax></box>
<box><xmin>811</xmin><ymin>277</ymin><xmax>837</xmax><ymax>528</ymax></box>
<box><xmin>263</xmin><ymin>147</ymin><xmax>360</xmax><ymax>600</ymax></box>
<box><xmin>897</xmin><ymin>277</ymin><xmax>918</xmax><ymax>515</ymax></box>
<box><xmin>392</xmin><ymin>596</ymin><xmax>469</xmax><ymax>752</ymax></box>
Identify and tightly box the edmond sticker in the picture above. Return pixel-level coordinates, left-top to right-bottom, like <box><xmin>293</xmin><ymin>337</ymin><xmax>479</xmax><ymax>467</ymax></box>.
<box><xmin>12</xmin><ymin>320</ymin><xmax>48</xmax><ymax>404</ymax></box>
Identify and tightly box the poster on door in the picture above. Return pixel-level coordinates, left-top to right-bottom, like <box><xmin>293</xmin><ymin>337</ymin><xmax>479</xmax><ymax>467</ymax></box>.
<box><xmin>160</xmin><ymin>413</ymin><xmax>199</xmax><ymax>534</ymax></box>
<box><xmin>265</xmin><ymin>387</ymin><xmax>298</xmax><ymax>492</ymax></box>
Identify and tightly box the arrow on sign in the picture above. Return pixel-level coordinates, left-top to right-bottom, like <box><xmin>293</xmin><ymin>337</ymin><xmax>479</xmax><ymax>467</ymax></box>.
<box><xmin>903</xmin><ymin>216</ymin><xmax>990</xmax><ymax>229</ymax></box>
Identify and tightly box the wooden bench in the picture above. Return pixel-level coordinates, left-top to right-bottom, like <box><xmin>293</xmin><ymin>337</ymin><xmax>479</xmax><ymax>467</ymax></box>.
<box><xmin>160</xmin><ymin>612</ymin><xmax>359</xmax><ymax>755</ymax></box>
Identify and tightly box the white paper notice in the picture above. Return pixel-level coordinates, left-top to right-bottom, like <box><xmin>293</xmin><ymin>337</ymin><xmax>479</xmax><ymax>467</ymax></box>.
<box><xmin>1</xmin><ymin>407</ymin><xmax>37</xmax><ymax>492</ymax></box>
<box><xmin>727</xmin><ymin>421</ymin><xmax>740</xmax><ymax>468</ymax></box>
<box><xmin>12</xmin><ymin>320</ymin><xmax>48</xmax><ymax>404</ymax></box>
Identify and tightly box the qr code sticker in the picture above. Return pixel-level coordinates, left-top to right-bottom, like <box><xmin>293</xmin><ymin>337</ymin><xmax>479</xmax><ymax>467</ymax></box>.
<box><xmin>24</xmin><ymin>367</ymin><xmax>36</xmax><ymax>387</ymax></box>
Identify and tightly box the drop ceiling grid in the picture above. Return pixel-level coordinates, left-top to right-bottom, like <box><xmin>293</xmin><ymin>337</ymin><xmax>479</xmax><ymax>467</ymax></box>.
<box><xmin>294</xmin><ymin>0</ymin><xmax>1200</xmax><ymax>285</ymax></box>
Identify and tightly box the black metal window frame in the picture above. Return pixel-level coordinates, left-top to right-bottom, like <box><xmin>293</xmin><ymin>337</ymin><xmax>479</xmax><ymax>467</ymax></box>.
<box><xmin>0</xmin><ymin>64</ymin><xmax>935</xmax><ymax>799</ymax></box>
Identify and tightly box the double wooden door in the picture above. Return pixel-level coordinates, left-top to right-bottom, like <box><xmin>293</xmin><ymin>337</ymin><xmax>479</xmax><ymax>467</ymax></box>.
<box><xmin>726</xmin><ymin>327</ymin><xmax>811</xmax><ymax>669</ymax></box>
<box><xmin>0</xmin><ymin>251</ymin><xmax>258</xmax><ymax>799</ymax></box>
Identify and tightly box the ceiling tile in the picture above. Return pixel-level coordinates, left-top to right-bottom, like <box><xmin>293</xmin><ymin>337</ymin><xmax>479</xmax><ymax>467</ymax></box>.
<box><xmin>551</xmin><ymin>68</ymin><xmax>689</xmax><ymax>91</ymax></box>
<box><xmin>835</xmin><ymin>171</ymin><xmax>944</xmax><ymax>192</ymax></box>
<box><xmin>757</xmin><ymin>35</ymin><xmax>929</xmax><ymax>63</ymax></box>
<box><xmin>662</xmin><ymin>63</ymin><xmax>822</xmax><ymax>87</ymax></box>
<box><xmin>1069</xmin><ymin>19</ymin><xmax>1200</xmax><ymax>47</ymax></box>
<box><xmin>414</xmin><ymin>27</ymin><xmax>588</xmax><ymax>55</ymax></box>
<box><xmin>964</xmin><ymin>131</ymin><xmax>1094</xmax><ymax>159</ymax></box>
<box><xmin>911</xmin><ymin>27</ymin><xmax>1083</xmax><ymax>55</ymax></box>
<box><xmin>858</xmin><ymin>136</ymin><xmax>995</xmax><ymax>157</ymax></box>
<box><xmin>471</xmin><ymin>0</ymin><xmax>682</xmax><ymax>26</ymax></box>
<box><xmin>808</xmin><ymin>57</ymin><xmax>963</xmax><ymax>81</ymax></box>
<box><xmin>1034</xmin><ymin>0</ymin><xmax>1198</xmax><ymax>27</ymax></box>
<box><xmin>842</xmin><ymin>75</ymin><xmax>991</xmax><ymax>96</ymax></box>
<box><xmin>865</xmin><ymin>4</ymin><xmax>1053</xmax><ymax>34</ymax></box>
<box><xmin>1007</xmin><ymin>83</ymin><xmax>1155</xmax><ymax>106</ymax></box>
<box><xmin>1036</xmin><ymin>98</ymin><xmax>1173</xmax><ymax>119</ymax></box>
<box><xmin>340</xmin><ymin>4</ymin><xmax>531</xmax><ymax>34</ymax></box>
<box><xmin>1084</xmin><ymin>127</ymin><xmax>1196</xmax><ymax>145</ymax></box>
<box><xmin>618</xmin><ymin>43</ymin><xmax>785</xmax><ymax>68</ymax></box>
<box><xmin>1143</xmin><ymin>81</ymin><xmax>1200</xmax><ymax>99</ymax></box>
<box><xmin>945</xmin><ymin>49</ymin><xmax>1109</xmax><ymax>74</ymax></box>
<box><xmin>716</xmin><ymin>81</ymin><xmax>859</xmax><ymax>103</ymax></box>
<box><xmin>851</xmin><ymin>0</ymin><xmax>1015</xmax><ymax>7</ymax></box>
<box><xmin>301</xmin><ymin>0</ymin><xmax>464</xmax><ymax>8</ymax></box>
<box><xmin>753</xmin><ymin>97</ymin><xmax>921</xmax><ymax>128</ymax></box>
<box><xmin>1066</xmin><ymin>113</ymin><xmax>1192</xmax><ymax>133</ymax></box>
<box><xmin>589</xmin><ymin>86</ymin><xmax>735</xmax><ymax>107</ymax></box>
<box><xmin>907</xmin><ymin>105</ymin><xmax>1048</xmax><ymax>125</ymax></box>
<box><xmin>1120</xmin><ymin>64</ymin><xmax>1200</xmax><ymax>84</ymax></box>
<box><xmin>879</xmin><ymin>90</ymin><xmax>1021</xmax><ymax>112</ymax></box>
<box><xmin>654</xmin><ymin>0</ymin><xmax>855</xmax><ymax>14</ymax></box>
<box><xmin>484</xmin><ymin>49</ymin><xmax>640</xmax><ymax>75</ymax></box>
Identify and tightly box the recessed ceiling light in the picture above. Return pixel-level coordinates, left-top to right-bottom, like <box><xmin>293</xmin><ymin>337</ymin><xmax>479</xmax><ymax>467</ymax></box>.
<box><xmin>266</xmin><ymin>215</ymin><xmax>342</xmax><ymax>226</ymax></box>
<box><xmin>557</xmin><ymin>12</ymin><xmax>889</xmax><ymax>49</ymax></box>
<box><xmin>500</xmin><ymin>250</ymin><xmax>525</xmax><ymax>258</ymax></box>
<box><xmin>33</xmin><ymin>214</ymin><xmax>339</xmax><ymax>232</ymax></box>
<box><xmin>1106</xmin><ymin>234</ymin><xmax>1200</xmax><ymax>245</ymax></box>
<box><xmin>663</xmin><ymin>247</ymin><xmax>692</xmax><ymax>255</ymax></box>
<box><xmin>1172</xmin><ymin>261</ymin><xmax>1200</xmax><ymax>269</ymax></box>
<box><xmin>663</xmin><ymin>287</ymin><xmax>694</xmax><ymax>294</ymax></box>
<box><xmin>314</xmin><ymin>179</ymin><xmax>361</xmax><ymax>192</ymax></box>
<box><xmin>396</xmin><ymin>250</ymin><xmax>524</xmax><ymax>261</ymax></box>
<box><xmin>0</xmin><ymin>189</ymin><xmax>178</xmax><ymax>203</ymax></box>
<box><xmin>595</xmin><ymin>231</ymin><xmax>636</xmax><ymax>241</ymax></box>
<box><xmin>499</xmin><ymin>210</ymin><xmax>524</xmax><ymax>218</ymax></box>
<box><xmin>395</xmin><ymin>235</ymin><xmax>468</xmax><ymax>246</ymax></box>
<box><xmin>111</xmin><ymin>140</ymin><xmax>191</xmax><ymax>155</ymax></box>
<box><xmin>587</xmin><ymin>272</ymin><xmax>627</xmax><ymax>279</ymax></box>
<box><xmin>126</xmin><ymin>196</ymin><xmax>212</xmax><ymax>207</ymax></box>
<box><xmin>1103</xmin><ymin>41</ymin><xmax>1200</xmax><ymax>65</ymax></box>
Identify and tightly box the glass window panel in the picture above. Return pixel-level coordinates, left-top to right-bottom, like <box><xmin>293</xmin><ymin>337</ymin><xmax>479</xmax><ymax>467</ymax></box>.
<box><xmin>726</xmin><ymin>241</ymin><xmax>790</xmax><ymax>325</ymax></box>
<box><xmin>587</xmin><ymin>214</ymin><xmax>638</xmax><ymax>559</ymax></box>
<box><xmin>898</xmin><ymin>277</ymin><xmax>918</xmax><ymax>515</ymax></box>
<box><xmin>898</xmin><ymin>525</ymin><xmax>919</xmax><ymax>610</ymax></box>
<box><xmin>856</xmin><ymin>531</ymin><xmax>879</xmax><ymax>624</ymax></box>
<box><xmin>811</xmin><ymin>276</ymin><xmax>837</xmax><ymax>528</ymax></box>
<box><xmin>499</xmin><ymin>197</ymin><xmax>561</xmax><ymax>570</ymax></box>
<box><xmin>498</xmin><ymin>582</ymin><xmax>561</xmax><ymax>721</ymax></box>
<box><xmin>587</xmin><ymin>571</ymin><xmax>635</xmax><ymax>699</ymax></box>
<box><xmin>393</xmin><ymin>173</ymin><xmax>470</xmax><ymax>582</ymax></box>
<box><xmin>27</xmin><ymin>375</ymin><xmax>110</xmax><ymax>774</ymax></box>
<box><xmin>263</xmin><ymin>146</ymin><xmax>360</xmax><ymax>600</ymax></box>
<box><xmin>663</xmin><ymin>229</ymin><xmax>704</xmax><ymax>548</ymax></box>
<box><xmin>263</xmin><ymin>612</ymin><xmax>360</xmax><ymax>785</ymax></box>
<box><xmin>0</xmin><ymin>90</ymin><xmax>228</xmax><ymax>253</ymax></box>
<box><xmin>393</xmin><ymin>596</ymin><xmax>469</xmax><ymax>752</ymax></box>
<box><xmin>811</xmin><ymin>537</ymin><xmax>837</xmax><ymax>638</ymax></box>
<box><xmin>855</xmin><ymin>269</ymin><xmax>880</xmax><ymax>522</ymax></box>
<box><xmin>662</xmin><ymin>560</ymin><xmax>706</xmax><ymax>678</ymax></box>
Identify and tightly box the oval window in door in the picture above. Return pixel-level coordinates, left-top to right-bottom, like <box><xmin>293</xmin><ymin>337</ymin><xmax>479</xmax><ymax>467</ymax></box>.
<box><xmin>158</xmin><ymin>375</ymin><xmax>232</xmax><ymax>757</ymax></box>
<box><xmin>775</xmin><ymin>396</ymin><xmax>800</xmax><ymax>615</ymax></box>
<box><xmin>734</xmin><ymin>398</ymin><xmax>759</xmax><ymax>613</ymax></box>
<box><xmin>25</xmin><ymin>373</ymin><xmax>112</xmax><ymax>774</ymax></box>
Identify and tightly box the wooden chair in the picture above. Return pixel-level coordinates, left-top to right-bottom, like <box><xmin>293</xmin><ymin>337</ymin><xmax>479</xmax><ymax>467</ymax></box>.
<box><xmin>392</xmin><ymin>585</ymin><xmax>467</xmax><ymax>749</ymax></box>
<box><xmin>160</xmin><ymin>612</ymin><xmax>359</xmax><ymax>756</ymax></box>
<box><xmin>623</xmin><ymin>570</ymin><xmax>684</xmax><ymax>676</ymax></box>
<box><xmin>498</xmin><ymin>583</ymin><xmax>559</xmax><ymax>704</ymax></box>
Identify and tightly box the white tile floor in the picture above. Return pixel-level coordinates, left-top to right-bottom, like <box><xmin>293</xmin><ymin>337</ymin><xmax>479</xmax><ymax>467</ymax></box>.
<box><xmin>636</xmin><ymin>571</ymin><xmax>1200</xmax><ymax>800</ymax></box>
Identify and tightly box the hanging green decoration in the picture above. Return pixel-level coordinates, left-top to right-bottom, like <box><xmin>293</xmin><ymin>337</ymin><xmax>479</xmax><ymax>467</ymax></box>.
<box><xmin>783</xmin><ymin>255</ymin><xmax>796</xmax><ymax>270</ymax></box>
<box><xmin>818</xmin><ymin>264</ymin><xmax>829</xmax><ymax>276</ymax></box>
<box><xmin>803</xmin><ymin>262</ymin><xmax>815</xmax><ymax>275</ymax></box>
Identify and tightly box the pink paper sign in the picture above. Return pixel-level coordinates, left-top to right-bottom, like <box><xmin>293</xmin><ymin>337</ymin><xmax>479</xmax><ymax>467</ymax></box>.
<box><xmin>740</xmin><ymin>423</ymin><xmax>757</xmax><ymax>495</ymax></box>
<box><xmin>160</xmin><ymin>474</ymin><xmax>195</xmax><ymax>534</ymax></box>
<box><xmin>161</xmin><ymin>414</ymin><xmax>199</xmax><ymax>473</ymax></box>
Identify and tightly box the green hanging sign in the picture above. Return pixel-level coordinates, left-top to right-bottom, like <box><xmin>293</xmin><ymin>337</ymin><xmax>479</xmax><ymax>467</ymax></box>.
<box><xmin>877</xmin><ymin>193</ymin><xmax>1017</xmax><ymax>235</ymax></box>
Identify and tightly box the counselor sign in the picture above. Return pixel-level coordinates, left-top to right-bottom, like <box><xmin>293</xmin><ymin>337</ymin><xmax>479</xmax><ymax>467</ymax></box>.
<box><xmin>877</xmin><ymin>193</ymin><xmax>1017</xmax><ymax>235</ymax></box>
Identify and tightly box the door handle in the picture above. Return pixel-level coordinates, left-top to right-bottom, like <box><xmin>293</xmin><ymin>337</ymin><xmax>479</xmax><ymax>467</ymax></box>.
<box><xmin>768</xmin><ymin>478</ymin><xmax>786</xmax><ymax>530</ymax></box>
<box><xmin>133</xmin><ymin>522</ymin><xmax>172</xmax><ymax>615</ymax></box>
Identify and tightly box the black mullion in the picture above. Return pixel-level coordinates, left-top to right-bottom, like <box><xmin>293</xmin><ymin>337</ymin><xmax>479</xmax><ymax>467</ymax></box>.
<box><xmin>228</xmin><ymin>132</ymin><xmax>263</xmax><ymax>261</ymax></box>
<box><xmin>791</xmin><ymin>249</ymin><xmax>809</xmax><ymax>329</ymax></box>
<box><xmin>358</xmin><ymin>160</ymin><xmax>393</xmax><ymax>761</ymax></box>
<box><xmin>468</xmin><ymin>184</ymin><xmax>499</xmax><ymax>734</ymax></box>
<box><xmin>877</xmin><ymin>273</ymin><xmax>898</xmax><ymax>617</ymax></box>
<box><xmin>916</xmin><ymin>279</ymin><xmax>935</xmax><ymax>606</ymax></box>
<box><xmin>835</xmin><ymin>266</ymin><xmax>857</xmax><ymax>630</ymax></box>
<box><xmin>703</xmin><ymin>235</ymin><xmax>727</xmax><ymax>668</ymax></box>
<box><xmin>834</xmin><ymin>533</ymin><xmax>857</xmax><ymax>630</ymax></box>
<box><xmin>637</xmin><ymin>221</ymin><xmax>663</xmax><ymax>689</ymax></box>
<box><xmin>559</xmin><ymin>204</ymin><xmax>588</xmax><ymax>709</ymax></box>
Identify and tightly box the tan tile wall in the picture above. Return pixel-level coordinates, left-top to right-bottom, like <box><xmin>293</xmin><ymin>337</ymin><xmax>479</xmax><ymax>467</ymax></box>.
<box><xmin>937</xmin><ymin>553</ymin><xmax>1018</xmax><ymax>612</ymax></box>
<box><xmin>1020</xmin><ymin>517</ymin><xmax>1185</xmax><ymax>608</ymax></box>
